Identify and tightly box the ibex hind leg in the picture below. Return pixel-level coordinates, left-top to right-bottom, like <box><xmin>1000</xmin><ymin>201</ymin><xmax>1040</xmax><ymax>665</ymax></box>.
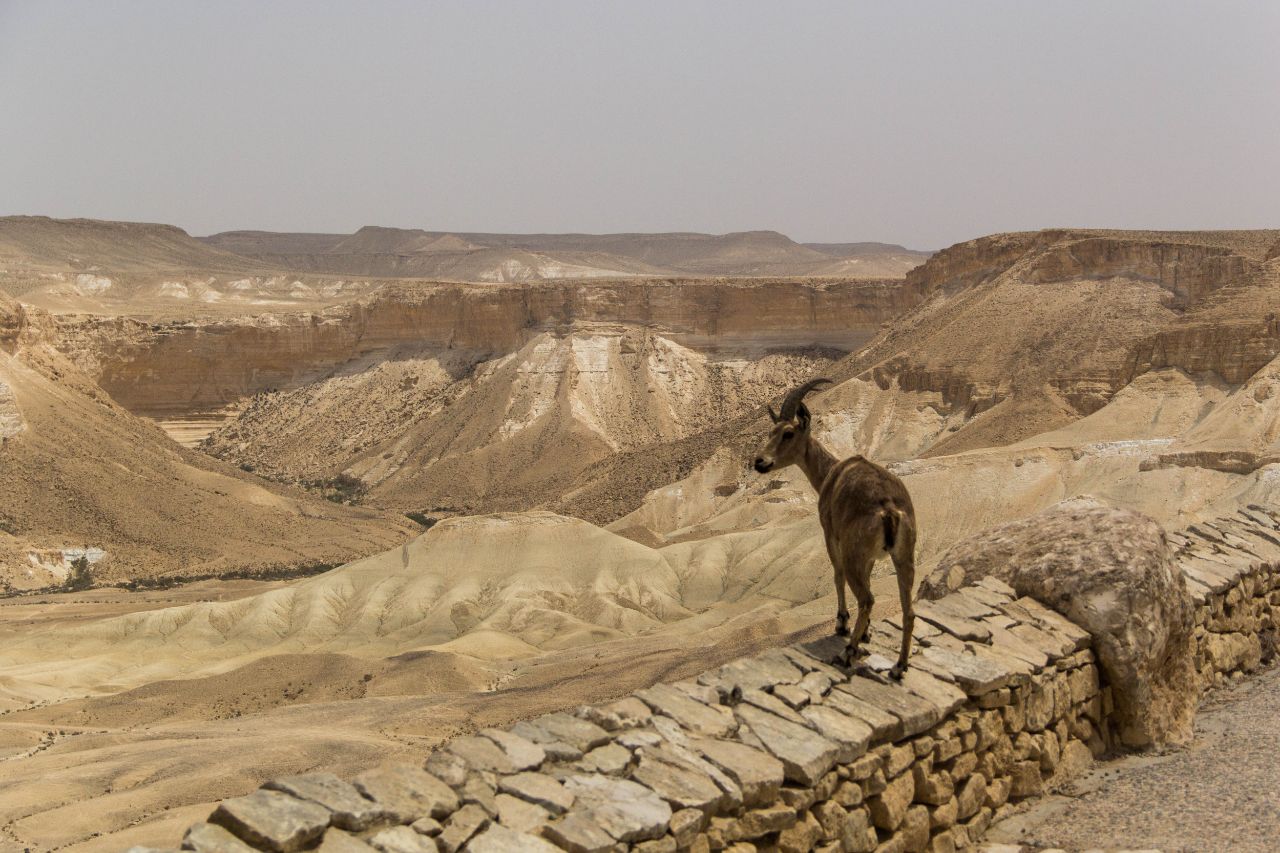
<box><xmin>842</xmin><ymin>558</ymin><xmax>876</xmax><ymax>665</ymax></box>
<box><xmin>888</xmin><ymin>530</ymin><xmax>917</xmax><ymax>681</ymax></box>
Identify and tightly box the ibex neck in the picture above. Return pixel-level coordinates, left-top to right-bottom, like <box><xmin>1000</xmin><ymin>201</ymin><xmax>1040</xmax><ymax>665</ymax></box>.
<box><xmin>798</xmin><ymin>434</ymin><xmax>839</xmax><ymax>493</ymax></box>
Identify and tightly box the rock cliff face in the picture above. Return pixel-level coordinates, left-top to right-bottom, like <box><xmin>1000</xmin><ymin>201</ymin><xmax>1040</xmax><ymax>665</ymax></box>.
<box><xmin>841</xmin><ymin>228</ymin><xmax>1280</xmax><ymax>455</ymax></box>
<box><xmin>0</xmin><ymin>290</ymin><xmax>415</xmax><ymax>590</ymax></box>
<box><xmin>55</xmin><ymin>278</ymin><xmax>916</xmax><ymax>420</ymax></box>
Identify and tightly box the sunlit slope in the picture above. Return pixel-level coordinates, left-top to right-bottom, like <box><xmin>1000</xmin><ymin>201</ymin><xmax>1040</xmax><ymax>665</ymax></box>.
<box><xmin>0</xmin><ymin>289</ymin><xmax>414</xmax><ymax>590</ymax></box>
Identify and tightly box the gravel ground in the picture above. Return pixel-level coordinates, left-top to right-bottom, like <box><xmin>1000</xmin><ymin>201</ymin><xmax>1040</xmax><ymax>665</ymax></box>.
<box><xmin>986</xmin><ymin>664</ymin><xmax>1280</xmax><ymax>852</ymax></box>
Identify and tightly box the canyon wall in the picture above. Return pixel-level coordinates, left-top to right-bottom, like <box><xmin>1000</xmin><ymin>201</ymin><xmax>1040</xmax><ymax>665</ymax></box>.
<box><xmin>55</xmin><ymin>278</ymin><xmax>916</xmax><ymax>420</ymax></box>
<box><xmin>168</xmin><ymin>507</ymin><xmax>1280</xmax><ymax>853</ymax></box>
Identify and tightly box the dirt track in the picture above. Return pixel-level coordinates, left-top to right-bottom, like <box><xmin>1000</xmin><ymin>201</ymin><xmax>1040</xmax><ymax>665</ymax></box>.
<box><xmin>987</xmin><ymin>664</ymin><xmax>1280</xmax><ymax>852</ymax></box>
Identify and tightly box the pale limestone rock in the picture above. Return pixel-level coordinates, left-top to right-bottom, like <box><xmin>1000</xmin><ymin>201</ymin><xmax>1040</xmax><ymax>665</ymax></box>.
<box><xmin>837</xmin><ymin>677</ymin><xmax>941</xmax><ymax>738</ymax></box>
<box><xmin>511</xmin><ymin>713</ymin><xmax>610</xmax><ymax>754</ymax></box>
<box><xmin>210</xmin><ymin>790</ymin><xmax>331</xmax><ymax>853</ymax></box>
<box><xmin>436</xmin><ymin>804</ymin><xmax>489</xmax><ymax>853</ymax></box>
<box><xmin>868</xmin><ymin>769</ymin><xmax>915</xmax><ymax>830</ymax></box>
<box><xmin>265</xmin><ymin>773</ymin><xmax>391</xmax><ymax>831</ymax></box>
<box><xmin>497</xmin><ymin>772</ymin><xmax>573</xmax><ymax>814</ymax></box>
<box><xmin>734</xmin><ymin>703</ymin><xmax>840</xmax><ymax>786</ymax></box>
<box><xmin>352</xmin><ymin>766</ymin><xmax>458</xmax><ymax>823</ymax></box>
<box><xmin>800</xmin><ymin>704</ymin><xmax>873</xmax><ymax>762</ymax></box>
<box><xmin>669</xmin><ymin>808</ymin><xmax>705</xmax><ymax>846</ymax></box>
<box><xmin>1008</xmin><ymin>760</ymin><xmax>1043</xmax><ymax>798</ymax></box>
<box><xmin>183</xmin><ymin>822</ymin><xmax>258</xmax><ymax>853</ymax></box>
<box><xmin>480</xmin><ymin>728</ymin><xmax>546</xmax><ymax>771</ymax></box>
<box><xmin>822</xmin><ymin>687</ymin><xmax>902</xmax><ymax>742</ymax></box>
<box><xmin>368</xmin><ymin>826</ymin><xmax>437</xmax><ymax>853</ymax></box>
<box><xmin>316</xmin><ymin>829</ymin><xmax>378</xmax><ymax>853</ymax></box>
<box><xmin>901</xmin><ymin>804</ymin><xmax>931</xmax><ymax>851</ymax></box>
<box><xmin>777</xmin><ymin>810</ymin><xmax>822</xmax><ymax>853</ymax></box>
<box><xmin>466</xmin><ymin>823</ymin><xmax>560</xmax><ymax>853</ymax></box>
<box><xmin>911</xmin><ymin>764</ymin><xmax>953</xmax><ymax>805</ymax></box>
<box><xmin>921</xmin><ymin>498</ymin><xmax>1197</xmax><ymax>748</ymax></box>
<box><xmin>635</xmin><ymin>683</ymin><xmax>736</xmax><ymax>738</ymax></box>
<box><xmin>632</xmin><ymin>750</ymin><xmax>725</xmax><ymax>812</ymax></box>
<box><xmin>542</xmin><ymin>814</ymin><xmax>616</xmax><ymax>853</ymax></box>
<box><xmin>728</xmin><ymin>805</ymin><xmax>796</xmax><ymax>840</ymax></box>
<box><xmin>562</xmin><ymin>774</ymin><xmax>671</xmax><ymax>843</ymax></box>
<box><xmin>493</xmin><ymin>793</ymin><xmax>549</xmax><ymax>834</ymax></box>
<box><xmin>955</xmin><ymin>773</ymin><xmax>986</xmax><ymax>820</ymax></box>
<box><xmin>690</xmin><ymin>737</ymin><xmax>784</xmax><ymax>806</ymax></box>
<box><xmin>578</xmin><ymin>742</ymin><xmax>632</xmax><ymax>775</ymax></box>
<box><xmin>928</xmin><ymin>796</ymin><xmax>958</xmax><ymax>830</ymax></box>
<box><xmin>840</xmin><ymin>807</ymin><xmax>878</xmax><ymax>852</ymax></box>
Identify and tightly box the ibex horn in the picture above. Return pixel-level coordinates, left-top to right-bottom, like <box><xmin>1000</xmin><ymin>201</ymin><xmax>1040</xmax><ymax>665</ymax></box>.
<box><xmin>778</xmin><ymin>378</ymin><xmax>833</xmax><ymax>421</ymax></box>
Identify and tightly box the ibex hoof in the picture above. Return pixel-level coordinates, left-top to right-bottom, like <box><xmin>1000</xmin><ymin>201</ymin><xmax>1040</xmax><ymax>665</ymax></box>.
<box><xmin>888</xmin><ymin>664</ymin><xmax>907</xmax><ymax>681</ymax></box>
<box><xmin>835</xmin><ymin>624</ymin><xmax>850</xmax><ymax>638</ymax></box>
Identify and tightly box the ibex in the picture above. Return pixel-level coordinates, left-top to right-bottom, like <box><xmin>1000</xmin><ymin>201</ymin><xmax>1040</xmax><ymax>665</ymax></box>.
<box><xmin>752</xmin><ymin>379</ymin><xmax>918</xmax><ymax>678</ymax></box>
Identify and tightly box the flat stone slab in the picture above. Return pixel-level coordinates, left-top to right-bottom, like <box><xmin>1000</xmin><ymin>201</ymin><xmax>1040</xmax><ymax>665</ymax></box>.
<box><xmin>632</xmin><ymin>748</ymin><xmax>726</xmax><ymax>812</ymax></box>
<box><xmin>493</xmin><ymin>794</ymin><xmax>550</xmax><ymax>834</ymax></box>
<box><xmin>932</xmin><ymin>591</ymin><xmax>996</xmax><ymax>620</ymax></box>
<box><xmin>211</xmin><ymin>789</ymin><xmax>331</xmax><ymax>853</ymax></box>
<box><xmin>734</xmin><ymin>703</ymin><xmax>840</xmax><ymax>786</ymax></box>
<box><xmin>510</xmin><ymin>713</ymin><xmax>610</xmax><ymax>754</ymax></box>
<box><xmin>183</xmin><ymin>822</ymin><xmax>259</xmax><ymax>853</ymax></box>
<box><xmin>445</xmin><ymin>735</ymin><xmax>518</xmax><ymax>774</ymax></box>
<box><xmin>437</xmin><ymin>804</ymin><xmax>489</xmax><ymax>853</ymax></box>
<box><xmin>689</xmin><ymin>737</ymin><xmax>784</xmax><ymax>807</ymax></box>
<box><xmin>543</xmin><ymin>813</ymin><xmax>617</xmax><ymax>852</ymax></box>
<box><xmin>480</xmin><ymin>728</ymin><xmax>545</xmax><ymax>771</ymax></box>
<box><xmin>1001</xmin><ymin>597</ymin><xmax>1091</xmax><ymax>651</ymax></box>
<box><xmin>897</xmin><ymin>665</ymin><xmax>967</xmax><ymax>715</ymax></box>
<box><xmin>497</xmin><ymin>772</ymin><xmax>574</xmax><ymax>814</ymax></box>
<box><xmin>265</xmin><ymin>773</ymin><xmax>390</xmax><ymax>831</ymax></box>
<box><xmin>352</xmin><ymin>766</ymin><xmax>459</xmax><ymax>824</ymax></box>
<box><xmin>738</xmin><ymin>686</ymin><xmax>808</xmax><ymax>724</ymax></box>
<box><xmin>820</xmin><ymin>682</ymin><xmax>902</xmax><ymax>743</ymax></box>
<box><xmin>466</xmin><ymin>823</ymin><xmax>560</xmax><ymax>853</ymax></box>
<box><xmin>698</xmin><ymin>650</ymin><xmax>803</xmax><ymax>698</ymax></box>
<box><xmin>635</xmin><ymin>682</ymin><xmax>736</xmax><ymax>738</ymax></box>
<box><xmin>800</xmin><ymin>704</ymin><xmax>873</xmax><ymax>762</ymax></box>
<box><xmin>917</xmin><ymin>644</ymin><xmax>1013</xmax><ymax>695</ymax></box>
<box><xmin>562</xmin><ymin>774</ymin><xmax>671</xmax><ymax>843</ymax></box>
<box><xmin>368</xmin><ymin>825</ymin><xmax>438</xmax><ymax>853</ymax></box>
<box><xmin>916</xmin><ymin>601</ymin><xmax>994</xmax><ymax>642</ymax></box>
<box><xmin>836</xmin><ymin>675</ymin><xmax>942</xmax><ymax>738</ymax></box>
<box><xmin>317</xmin><ymin>830</ymin><xmax>378</xmax><ymax>853</ymax></box>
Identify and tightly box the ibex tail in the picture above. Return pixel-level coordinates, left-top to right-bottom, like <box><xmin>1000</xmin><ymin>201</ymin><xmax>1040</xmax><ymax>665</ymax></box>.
<box><xmin>881</xmin><ymin>504</ymin><xmax>901</xmax><ymax>551</ymax></box>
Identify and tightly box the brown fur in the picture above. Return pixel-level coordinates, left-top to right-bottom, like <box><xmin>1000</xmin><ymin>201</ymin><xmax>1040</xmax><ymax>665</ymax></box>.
<box><xmin>754</xmin><ymin>383</ymin><xmax>918</xmax><ymax>677</ymax></box>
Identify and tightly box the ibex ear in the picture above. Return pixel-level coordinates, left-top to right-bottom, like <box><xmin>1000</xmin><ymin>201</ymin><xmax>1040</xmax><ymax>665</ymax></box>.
<box><xmin>767</xmin><ymin>405</ymin><xmax>781</xmax><ymax>423</ymax></box>
<box><xmin>797</xmin><ymin>402</ymin><xmax>812</xmax><ymax>428</ymax></box>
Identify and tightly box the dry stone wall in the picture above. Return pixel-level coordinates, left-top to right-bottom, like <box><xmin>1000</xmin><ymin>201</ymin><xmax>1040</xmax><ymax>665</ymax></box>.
<box><xmin>149</xmin><ymin>507</ymin><xmax>1280</xmax><ymax>853</ymax></box>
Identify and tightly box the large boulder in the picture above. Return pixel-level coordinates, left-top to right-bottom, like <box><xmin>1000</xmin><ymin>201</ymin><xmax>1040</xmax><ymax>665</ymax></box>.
<box><xmin>920</xmin><ymin>497</ymin><xmax>1196</xmax><ymax>748</ymax></box>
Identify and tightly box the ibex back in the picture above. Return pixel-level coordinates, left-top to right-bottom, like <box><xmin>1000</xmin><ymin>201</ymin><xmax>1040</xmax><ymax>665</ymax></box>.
<box><xmin>752</xmin><ymin>379</ymin><xmax>918</xmax><ymax>678</ymax></box>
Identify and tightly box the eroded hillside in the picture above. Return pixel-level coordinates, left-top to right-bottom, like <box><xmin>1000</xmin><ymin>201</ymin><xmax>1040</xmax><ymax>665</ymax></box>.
<box><xmin>0</xmin><ymin>288</ymin><xmax>416</xmax><ymax>591</ymax></box>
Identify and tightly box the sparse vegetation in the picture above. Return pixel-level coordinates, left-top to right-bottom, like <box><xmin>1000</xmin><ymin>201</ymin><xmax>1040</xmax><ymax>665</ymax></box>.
<box><xmin>63</xmin><ymin>555</ymin><xmax>93</xmax><ymax>592</ymax></box>
<box><xmin>405</xmin><ymin>511</ymin><xmax>438</xmax><ymax>529</ymax></box>
<box><xmin>302</xmin><ymin>472</ymin><xmax>368</xmax><ymax>504</ymax></box>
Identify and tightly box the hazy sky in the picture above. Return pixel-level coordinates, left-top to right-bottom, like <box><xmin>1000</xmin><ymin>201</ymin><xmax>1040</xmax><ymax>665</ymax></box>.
<box><xmin>1</xmin><ymin>1</ymin><xmax>1277</xmax><ymax>249</ymax></box>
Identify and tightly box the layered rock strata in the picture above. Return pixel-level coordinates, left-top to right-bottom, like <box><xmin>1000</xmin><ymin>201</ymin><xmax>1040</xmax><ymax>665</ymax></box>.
<box><xmin>156</xmin><ymin>509</ymin><xmax>1280</xmax><ymax>853</ymax></box>
<box><xmin>53</xmin><ymin>278</ymin><xmax>916</xmax><ymax>421</ymax></box>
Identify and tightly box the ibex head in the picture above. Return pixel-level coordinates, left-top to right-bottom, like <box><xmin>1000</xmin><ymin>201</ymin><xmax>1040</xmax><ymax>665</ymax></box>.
<box><xmin>753</xmin><ymin>378</ymin><xmax>832</xmax><ymax>473</ymax></box>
